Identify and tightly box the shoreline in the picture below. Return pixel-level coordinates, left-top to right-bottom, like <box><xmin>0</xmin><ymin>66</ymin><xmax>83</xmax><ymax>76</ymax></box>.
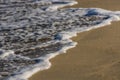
<box><xmin>29</xmin><ymin>0</ymin><xmax>120</xmax><ymax>80</ymax></box>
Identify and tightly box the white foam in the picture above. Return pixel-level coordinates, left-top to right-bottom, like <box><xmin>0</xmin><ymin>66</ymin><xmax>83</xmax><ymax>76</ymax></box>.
<box><xmin>0</xmin><ymin>49</ymin><xmax>14</xmax><ymax>59</ymax></box>
<box><xmin>55</xmin><ymin>31</ymin><xmax>77</xmax><ymax>40</ymax></box>
<box><xmin>8</xmin><ymin>41</ymin><xmax>77</xmax><ymax>80</ymax></box>
<box><xmin>46</xmin><ymin>0</ymin><xmax>78</xmax><ymax>11</ymax></box>
<box><xmin>2</xmin><ymin>0</ymin><xmax>120</xmax><ymax>80</ymax></box>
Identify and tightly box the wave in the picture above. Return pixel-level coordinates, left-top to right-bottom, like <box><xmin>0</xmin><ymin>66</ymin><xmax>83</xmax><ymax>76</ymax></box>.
<box><xmin>0</xmin><ymin>0</ymin><xmax>120</xmax><ymax>80</ymax></box>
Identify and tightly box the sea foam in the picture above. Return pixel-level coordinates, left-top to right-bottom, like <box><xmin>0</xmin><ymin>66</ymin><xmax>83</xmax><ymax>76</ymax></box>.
<box><xmin>0</xmin><ymin>0</ymin><xmax>120</xmax><ymax>80</ymax></box>
<box><xmin>7</xmin><ymin>9</ymin><xmax>120</xmax><ymax>80</ymax></box>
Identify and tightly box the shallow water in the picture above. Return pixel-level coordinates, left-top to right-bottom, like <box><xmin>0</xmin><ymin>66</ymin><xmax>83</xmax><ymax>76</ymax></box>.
<box><xmin>0</xmin><ymin>0</ymin><xmax>120</xmax><ymax>80</ymax></box>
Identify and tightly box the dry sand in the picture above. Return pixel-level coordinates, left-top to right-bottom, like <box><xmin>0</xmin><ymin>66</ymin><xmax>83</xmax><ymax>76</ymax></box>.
<box><xmin>29</xmin><ymin>0</ymin><xmax>120</xmax><ymax>80</ymax></box>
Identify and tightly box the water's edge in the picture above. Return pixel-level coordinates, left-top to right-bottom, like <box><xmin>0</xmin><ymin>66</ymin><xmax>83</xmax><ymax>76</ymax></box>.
<box><xmin>0</xmin><ymin>0</ymin><xmax>120</xmax><ymax>80</ymax></box>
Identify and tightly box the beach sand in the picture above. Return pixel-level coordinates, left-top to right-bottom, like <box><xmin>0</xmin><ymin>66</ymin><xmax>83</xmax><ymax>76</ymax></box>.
<box><xmin>29</xmin><ymin>0</ymin><xmax>120</xmax><ymax>80</ymax></box>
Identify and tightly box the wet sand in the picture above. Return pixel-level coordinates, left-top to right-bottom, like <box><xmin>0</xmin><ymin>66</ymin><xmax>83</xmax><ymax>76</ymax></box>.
<box><xmin>29</xmin><ymin>0</ymin><xmax>120</xmax><ymax>80</ymax></box>
<box><xmin>66</xmin><ymin>0</ymin><xmax>120</xmax><ymax>11</ymax></box>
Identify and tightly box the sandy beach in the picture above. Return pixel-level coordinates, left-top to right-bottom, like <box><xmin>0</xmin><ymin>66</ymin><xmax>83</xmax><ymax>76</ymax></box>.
<box><xmin>29</xmin><ymin>0</ymin><xmax>120</xmax><ymax>80</ymax></box>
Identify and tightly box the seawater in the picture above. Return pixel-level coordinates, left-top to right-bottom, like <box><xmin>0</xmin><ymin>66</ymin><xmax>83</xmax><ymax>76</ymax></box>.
<box><xmin>0</xmin><ymin>0</ymin><xmax>120</xmax><ymax>80</ymax></box>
